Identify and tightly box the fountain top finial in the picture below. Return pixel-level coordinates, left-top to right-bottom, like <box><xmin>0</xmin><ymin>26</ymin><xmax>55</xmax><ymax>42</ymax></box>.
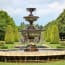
<box><xmin>27</xmin><ymin>8</ymin><xmax>36</xmax><ymax>12</ymax></box>
<box><xmin>27</xmin><ymin>8</ymin><xmax>36</xmax><ymax>16</ymax></box>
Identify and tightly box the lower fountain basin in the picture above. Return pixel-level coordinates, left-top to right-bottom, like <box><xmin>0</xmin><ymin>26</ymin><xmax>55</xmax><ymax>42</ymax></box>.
<box><xmin>0</xmin><ymin>49</ymin><xmax>65</xmax><ymax>62</ymax></box>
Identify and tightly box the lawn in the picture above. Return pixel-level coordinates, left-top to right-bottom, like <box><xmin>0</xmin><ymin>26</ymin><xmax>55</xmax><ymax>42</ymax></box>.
<box><xmin>0</xmin><ymin>60</ymin><xmax>65</xmax><ymax>65</ymax></box>
<box><xmin>42</xmin><ymin>41</ymin><xmax>65</xmax><ymax>48</ymax></box>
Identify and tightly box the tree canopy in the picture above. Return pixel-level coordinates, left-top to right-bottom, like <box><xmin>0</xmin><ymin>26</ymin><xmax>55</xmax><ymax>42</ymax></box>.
<box><xmin>43</xmin><ymin>9</ymin><xmax>65</xmax><ymax>43</ymax></box>
<box><xmin>0</xmin><ymin>10</ymin><xmax>19</xmax><ymax>41</ymax></box>
<box><xmin>0</xmin><ymin>10</ymin><xmax>15</xmax><ymax>30</ymax></box>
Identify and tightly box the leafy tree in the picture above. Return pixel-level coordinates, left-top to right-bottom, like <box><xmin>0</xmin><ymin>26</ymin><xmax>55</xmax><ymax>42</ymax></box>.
<box><xmin>14</xmin><ymin>27</ymin><xmax>19</xmax><ymax>42</ymax></box>
<box><xmin>43</xmin><ymin>9</ymin><xmax>65</xmax><ymax>43</ymax></box>
<box><xmin>19</xmin><ymin>22</ymin><xmax>26</xmax><ymax>30</ymax></box>
<box><xmin>0</xmin><ymin>10</ymin><xmax>16</xmax><ymax>41</ymax></box>
<box><xmin>5</xmin><ymin>25</ymin><xmax>15</xmax><ymax>43</ymax></box>
<box><xmin>50</xmin><ymin>24</ymin><xmax>59</xmax><ymax>43</ymax></box>
<box><xmin>56</xmin><ymin>9</ymin><xmax>65</xmax><ymax>33</ymax></box>
<box><xmin>44</xmin><ymin>23</ymin><xmax>59</xmax><ymax>43</ymax></box>
<box><xmin>0</xmin><ymin>10</ymin><xmax>15</xmax><ymax>28</ymax></box>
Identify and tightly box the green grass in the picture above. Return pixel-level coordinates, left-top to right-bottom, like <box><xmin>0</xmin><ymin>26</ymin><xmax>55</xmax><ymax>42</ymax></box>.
<box><xmin>5</xmin><ymin>42</ymin><xmax>20</xmax><ymax>49</ymax></box>
<box><xmin>0</xmin><ymin>41</ymin><xmax>22</xmax><ymax>49</ymax></box>
<box><xmin>46</xmin><ymin>42</ymin><xmax>60</xmax><ymax>48</ymax></box>
<box><xmin>0</xmin><ymin>60</ymin><xmax>65</xmax><ymax>65</ymax></box>
<box><xmin>39</xmin><ymin>41</ymin><xmax>60</xmax><ymax>48</ymax></box>
<box><xmin>43</xmin><ymin>41</ymin><xmax>65</xmax><ymax>48</ymax></box>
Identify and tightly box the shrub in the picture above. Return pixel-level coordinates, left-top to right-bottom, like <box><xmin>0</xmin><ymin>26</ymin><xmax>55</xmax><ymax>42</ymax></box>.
<box><xmin>0</xmin><ymin>42</ymin><xmax>8</xmax><ymax>49</ymax></box>
<box><xmin>5</xmin><ymin>25</ymin><xmax>15</xmax><ymax>43</ymax></box>
<box><xmin>57</xmin><ymin>44</ymin><xmax>65</xmax><ymax>48</ymax></box>
<box><xmin>50</xmin><ymin>42</ymin><xmax>59</xmax><ymax>44</ymax></box>
<box><xmin>0</xmin><ymin>41</ymin><xmax>5</xmax><ymax>46</ymax></box>
<box><xmin>0</xmin><ymin>46</ymin><xmax>8</xmax><ymax>49</ymax></box>
<box><xmin>5</xmin><ymin>41</ymin><xmax>14</xmax><ymax>44</ymax></box>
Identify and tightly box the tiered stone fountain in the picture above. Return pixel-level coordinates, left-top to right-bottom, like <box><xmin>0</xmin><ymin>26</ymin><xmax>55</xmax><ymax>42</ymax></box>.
<box><xmin>22</xmin><ymin>8</ymin><xmax>42</xmax><ymax>51</ymax></box>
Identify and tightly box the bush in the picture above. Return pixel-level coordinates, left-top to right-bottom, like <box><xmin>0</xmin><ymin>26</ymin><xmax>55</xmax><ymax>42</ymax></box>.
<box><xmin>0</xmin><ymin>42</ymin><xmax>8</xmax><ymax>49</ymax></box>
<box><xmin>5</xmin><ymin>41</ymin><xmax>14</xmax><ymax>44</ymax></box>
<box><xmin>5</xmin><ymin>25</ymin><xmax>15</xmax><ymax>43</ymax></box>
<box><xmin>44</xmin><ymin>23</ymin><xmax>59</xmax><ymax>44</ymax></box>
<box><xmin>57</xmin><ymin>46</ymin><xmax>65</xmax><ymax>48</ymax></box>
<box><xmin>0</xmin><ymin>41</ymin><xmax>5</xmax><ymax>46</ymax></box>
<box><xmin>57</xmin><ymin>45</ymin><xmax>65</xmax><ymax>48</ymax></box>
<box><xmin>0</xmin><ymin>46</ymin><xmax>8</xmax><ymax>49</ymax></box>
<box><xmin>50</xmin><ymin>42</ymin><xmax>59</xmax><ymax>44</ymax></box>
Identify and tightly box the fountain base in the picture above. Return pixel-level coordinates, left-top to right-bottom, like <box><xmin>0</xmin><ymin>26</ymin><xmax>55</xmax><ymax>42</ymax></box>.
<box><xmin>24</xmin><ymin>43</ymin><xmax>38</xmax><ymax>51</ymax></box>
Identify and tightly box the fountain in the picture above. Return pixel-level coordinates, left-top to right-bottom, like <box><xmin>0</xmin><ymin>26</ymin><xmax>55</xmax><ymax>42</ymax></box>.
<box><xmin>21</xmin><ymin>8</ymin><xmax>42</xmax><ymax>51</ymax></box>
<box><xmin>0</xmin><ymin>8</ymin><xmax>65</xmax><ymax>62</ymax></box>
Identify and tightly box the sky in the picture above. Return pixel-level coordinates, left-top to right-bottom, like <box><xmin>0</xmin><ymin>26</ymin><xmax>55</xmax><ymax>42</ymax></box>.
<box><xmin>0</xmin><ymin>0</ymin><xmax>65</xmax><ymax>26</ymax></box>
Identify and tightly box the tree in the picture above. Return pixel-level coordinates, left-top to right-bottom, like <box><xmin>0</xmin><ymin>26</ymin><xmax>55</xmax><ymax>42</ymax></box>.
<box><xmin>0</xmin><ymin>10</ymin><xmax>16</xmax><ymax>41</ymax></box>
<box><xmin>50</xmin><ymin>24</ymin><xmax>59</xmax><ymax>43</ymax></box>
<box><xmin>0</xmin><ymin>10</ymin><xmax>15</xmax><ymax>28</ymax></box>
<box><xmin>43</xmin><ymin>23</ymin><xmax>59</xmax><ymax>43</ymax></box>
<box><xmin>14</xmin><ymin>27</ymin><xmax>19</xmax><ymax>42</ymax></box>
<box><xmin>5</xmin><ymin>25</ymin><xmax>15</xmax><ymax>43</ymax></box>
<box><xmin>43</xmin><ymin>23</ymin><xmax>53</xmax><ymax>42</ymax></box>
<box><xmin>19</xmin><ymin>22</ymin><xmax>26</xmax><ymax>30</ymax></box>
<box><xmin>56</xmin><ymin>9</ymin><xmax>65</xmax><ymax>33</ymax></box>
